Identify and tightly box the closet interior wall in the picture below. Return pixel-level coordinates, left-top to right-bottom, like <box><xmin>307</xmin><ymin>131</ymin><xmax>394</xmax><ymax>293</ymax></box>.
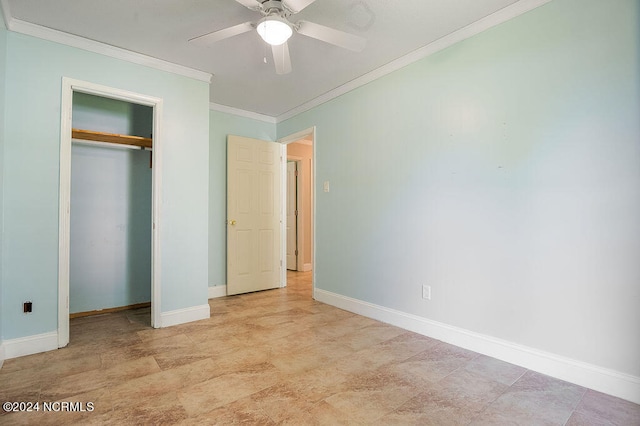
<box><xmin>70</xmin><ymin>92</ymin><xmax>153</xmax><ymax>315</ymax></box>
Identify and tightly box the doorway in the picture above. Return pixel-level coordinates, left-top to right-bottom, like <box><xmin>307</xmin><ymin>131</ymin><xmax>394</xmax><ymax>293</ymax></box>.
<box><xmin>279</xmin><ymin>127</ymin><xmax>315</xmax><ymax>295</ymax></box>
<box><xmin>58</xmin><ymin>78</ymin><xmax>163</xmax><ymax>348</ymax></box>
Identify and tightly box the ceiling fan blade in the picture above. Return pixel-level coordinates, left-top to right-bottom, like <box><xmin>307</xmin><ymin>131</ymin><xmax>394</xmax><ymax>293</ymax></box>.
<box><xmin>233</xmin><ymin>0</ymin><xmax>262</xmax><ymax>11</ymax></box>
<box><xmin>272</xmin><ymin>42</ymin><xmax>292</xmax><ymax>75</ymax></box>
<box><xmin>296</xmin><ymin>21</ymin><xmax>366</xmax><ymax>52</ymax></box>
<box><xmin>189</xmin><ymin>22</ymin><xmax>254</xmax><ymax>46</ymax></box>
<box><xmin>282</xmin><ymin>0</ymin><xmax>317</xmax><ymax>13</ymax></box>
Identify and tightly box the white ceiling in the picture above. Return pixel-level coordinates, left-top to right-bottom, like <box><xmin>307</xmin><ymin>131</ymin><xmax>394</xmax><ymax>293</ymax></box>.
<box><xmin>3</xmin><ymin>0</ymin><xmax>533</xmax><ymax>118</ymax></box>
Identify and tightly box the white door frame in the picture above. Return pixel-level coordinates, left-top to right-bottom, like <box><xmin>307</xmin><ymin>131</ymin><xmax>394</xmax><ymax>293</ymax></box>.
<box><xmin>278</xmin><ymin>126</ymin><xmax>316</xmax><ymax>296</ymax></box>
<box><xmin>58</xmin><ymin>77</ymin><xmax>163</xmax><ymax>347</ymax></box>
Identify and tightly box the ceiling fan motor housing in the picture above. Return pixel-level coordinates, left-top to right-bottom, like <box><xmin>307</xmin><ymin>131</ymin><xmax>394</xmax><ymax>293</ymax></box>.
<box><xmin>261</xmin><ymin>0</ymin><xmax>290</xmax><ymax>17</ymax></box>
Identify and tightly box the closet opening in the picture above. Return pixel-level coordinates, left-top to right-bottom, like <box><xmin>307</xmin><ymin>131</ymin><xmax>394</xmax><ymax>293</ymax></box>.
<box><xmin>70</xmin><ymin>92</ymin><xmax>152</xmax><ymax>327</ymax></box>
<box><xmin>59</xmin><ymin>78</ymin><xmax>164</xmax><ymax>348</ymax></box>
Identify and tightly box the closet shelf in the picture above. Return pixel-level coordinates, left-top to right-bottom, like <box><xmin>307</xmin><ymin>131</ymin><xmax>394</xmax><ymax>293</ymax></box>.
<box><xmin>72</xmin><ymin>128</ymin><xmax>152</xmax><ymax>149</ymax></box>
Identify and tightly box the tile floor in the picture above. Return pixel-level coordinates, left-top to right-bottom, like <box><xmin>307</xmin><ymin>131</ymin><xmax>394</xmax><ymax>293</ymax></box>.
<box><xmin>1</xmin><ymin>271</ymin><xmax>639</xmax><ymax>425</ymax></box>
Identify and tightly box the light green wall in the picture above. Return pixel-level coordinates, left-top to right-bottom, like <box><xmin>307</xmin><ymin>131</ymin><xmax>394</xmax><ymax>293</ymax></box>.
<box><xmin>0</xmin><ymin>13</ymin><xmax>7</xmax><ymax>346</ymax></box>
<box><xmin>71</xmin><ymin>145</ymin><xmax>153</xmax><ymax>313</ymax></box>
<box><xmin>72</xmin><ymin>92</ymin><xmax>153</xmax><ymax>137</ymax></box>
<box><xmin>278</xmin><ymin>0</ymin><xmax>640</xmax><ymax>377</ymax></box>
<box><xmin>209</xmin><ymin>110</ymin><xmax>275</xmax><ymax>287</ymax></box>
<box><xmin>70</xmin><ymin>145</ymin><xmax>152</xmax><ymax>313</ymax></box>
<box><xmin>2</xmin><ymin>31</ymin><xmax>209</xmax><ymax>339</ymax></box>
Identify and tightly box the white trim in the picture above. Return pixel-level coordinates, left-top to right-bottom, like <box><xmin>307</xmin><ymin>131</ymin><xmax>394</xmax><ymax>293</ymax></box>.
<box><xmin>3</xmin><ymin>332</ymin><xmax>58</xmax><ymax>359</ymax></box>
<box><xmin>160</xmin><ymin>304</ymin><xmax>210</xmax><ymax>328</ymax></box>
<box><xmin>2</xmin><ymin>14</ymin><xmax>211</xmax><ymax>83</ymax></box>
<box><xmin>58</xmin><ymin>80</ymin><xmax>73</xmax><ymax>348</ymax></box>
<box><xmin>302</xmin><ymin>263</ymin><xmax>312</xmax><ymax>272</ymax></box>
<box><xmin>0</xmin><ymin>341</ymin><xmax>5</xmax><ymax>368</ymax></box>
<box><xmin>278</xmin><ymin>127</ymin><xmax>314</xmax><ymax>145</ymax></box>
<box><xmin>315</xmin><ymin>288</ymin><xmax>640</xmax><ymax>405</ymax></box>
<box><xmin>59</xmin><ymin>78</ymin><xmax>164</xmax><ymax>348</ymax></box>
<box><xmin>208</xmin><ymin>285</ymin><xmax>227</xmax><ymax>299</ymax></box>
<box><xmin>275</xmin><ymin>0</ymin><xmax>553</xmax><ymax>123</ymax></box>
<box><xmin>151</xmin><ymin>100</ymin><xmax>164</xmax><ymax>331</ymax></box>
<box><xmin>209</xmin><ymin>102</ymin><xmax>277</xmax><ymax>124</ymax></box>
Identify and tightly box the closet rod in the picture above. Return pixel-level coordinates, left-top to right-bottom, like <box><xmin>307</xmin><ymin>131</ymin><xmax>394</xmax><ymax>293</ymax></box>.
<box><xmin>72</xmin><ymin>139</ymin><xmax>152</xmax><ymax>151</ymax></box>
<box><xmin>72</xmin><ymin>128</ymin><xmax>152</xmax><ymax>149</ymax></box>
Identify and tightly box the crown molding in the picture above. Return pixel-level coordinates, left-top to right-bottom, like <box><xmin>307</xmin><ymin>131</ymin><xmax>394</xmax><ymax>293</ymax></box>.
<box><xmin>1</xmin><ymin>2</ymin><xmax>211</xmax><ymax>84</ymax></box>
<box><xmin>275</xmin><ymin>0</ymin><xmax>553</xmax><ymax>123</ymax></box>
<box><xmin>209</xmin><ymin>102</ymin><xmax>277</xmax><ymax>124</ymax></box>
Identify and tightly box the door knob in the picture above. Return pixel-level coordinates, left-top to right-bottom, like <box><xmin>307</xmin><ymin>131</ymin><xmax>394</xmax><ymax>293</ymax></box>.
<box><xmin>229</xmin><ymin>219</ymin><xmax>237</xmax><ymax>225</ymax></box>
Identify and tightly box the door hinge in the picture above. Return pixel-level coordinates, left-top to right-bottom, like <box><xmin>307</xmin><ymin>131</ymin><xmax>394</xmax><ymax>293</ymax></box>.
<box><xmin>295</xmin><ymin>210</ymin><xmax>298</xmax><ymax>216</ymax></box>
<box><xmin>295</xmin><ymin>170</ymin><xmax>298</xmax><ymax>177</ymax></box>
<box><xmin>295</xmin><ymin>249</ymin><xmax>298</xmax><ymax>256</ymax></box>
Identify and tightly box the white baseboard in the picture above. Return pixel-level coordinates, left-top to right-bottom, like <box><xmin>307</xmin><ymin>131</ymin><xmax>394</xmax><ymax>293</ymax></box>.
<box><xmin>302</xmin><ymin>263</ymin><xmax>312</xmax><ymax>272</ymax></box>
<box><xmin>208</xmin><ymin>285</ymin><xmax>227</xmax><ymax>299</ymax></box>
<box><xmin>160</xmin><ymin>304</ymin><xmax>210</xmax><ymax>328</ymax></box>
<box><xmin>0</xmin><ymin>341</ymin><xmax>5</xmax><ymax>368</ymax></box>
<box><xmin>3</xmin><ymin>331</ymin><xmax>59</xmax><ymax>360</ymax></box>
<box><xmin>315</xmin><ymin>289</ymin><xmax>640</xmax><ymax>405</ymax></box>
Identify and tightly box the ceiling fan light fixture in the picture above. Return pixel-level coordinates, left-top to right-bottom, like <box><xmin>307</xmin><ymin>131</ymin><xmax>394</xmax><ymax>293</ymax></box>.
<box><xmin>257</xmin><ymin>16</ymin><xmax>292</xmax><ymax>46</ymax></box>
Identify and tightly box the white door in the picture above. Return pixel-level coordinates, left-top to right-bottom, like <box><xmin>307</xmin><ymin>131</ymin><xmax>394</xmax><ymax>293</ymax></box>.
<box><xmin>286</xmin><ymin>161</ymin><xmax>298</xmax><ymax>270</ymax></box>
<box><xmin>227</xmin><ymin>135</ymin><xmax>282</xmax><ymax>295</ymax></box>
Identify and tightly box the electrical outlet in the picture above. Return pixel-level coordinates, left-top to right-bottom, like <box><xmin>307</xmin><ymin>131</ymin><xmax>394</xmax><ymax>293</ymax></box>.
<box><xmin>23</xmin><ymin>301</ymin><xmax>33</xmax><ymax>313</ymax></box>
<box><xmin>422</xmin><ymin>285</ymin><xmax>431</xmax><ymax>300</ymax></box>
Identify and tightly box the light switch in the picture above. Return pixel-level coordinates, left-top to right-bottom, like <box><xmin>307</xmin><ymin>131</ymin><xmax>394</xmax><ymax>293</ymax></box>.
<box><xmin>323</xmin><ymin>181</ymin><xmax>330</xmax><ymax>192</ymax></box>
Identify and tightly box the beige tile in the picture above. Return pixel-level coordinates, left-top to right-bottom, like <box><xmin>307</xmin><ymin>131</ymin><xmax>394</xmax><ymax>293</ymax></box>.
<box><xmin>39</xmin><ymin>367</ymin><xmax>108</xmax><ymax>401</ymax></box>
<box><xmin>177</xmin><ymin>396</ymin><xmax>276</xmax><ymax>425</ymax></box>
<box><xmin>338</xmin><ymin>322</ymin><xmax>407</xmax><ymax>351</ymax></box>
<box><xmin>136</xmin><ymin>324</ymin><xmax>186</xmax><ymax>342</ymax></box>
<box><xmin>472</xmin><ymin>371</ymin><xmax>586</xmax><ymax>425</ymax></box>
<box><xmin>302</xmin><ymin>400</ymin><xmax>364</xmax><ymax>426</ymax></box>
<box><xmin>571</xmin><ymin>389</ymin><xmax>640</xmax><ymax>426</ymax></box>
<box><xmin>323</xmin><ymin>387</ymin><xmax>415</xmax><ymax>424</ymax></box>
<box><xmin>250</xmin><ymin>382</ymin><xmax>318</xmax><ymax>423</ymax></box>
<box><xmin>371</xmin><ymin>331</ymin><xmax>442</xmax><ymax>362</ymax></box>
<box><xmin>109</xmin><ymin>358</ymin><xmax>219</xmax><ymax>409</ymax></box>
<box><xmin>387</xmin><ymin>341</ymin><xmax>478</xmax><ymax>386</ymax></box>
<box><xmin>278</xmin><ymin>365</ymin><xmax>349</xmax><ymax>403</ymax></box>
<box><xmin>464</xmin><ymin>354</ymin><xmax>527</xmax><ymax>386</ymax></box>
<box><xmin>323</xmin><ymin>370</ymin><xmax>420</xmax><ymax>423</ymax></box>
<box><xmin>178</xmin><ymin>363</ymin><xmax>281</xmax><ymax>417</ymax></box>
<box><xmin>381</xmin><ymin>369</ymin><xmax>508</xmax><ymax>425</ymax></box>
<box><xmin>152</xmin><ymin>346</ymin><xmax>212</xmax><ymax>371</ymax></box>
<box><xmin>104</xmin><ymin>355</ymin><xmax>162</xmax><ymax>385</ymax></box>
<box><xmin>107</xmin><ymin>391</ymin><xmax>188</xmax><ymax>424</ymax></box>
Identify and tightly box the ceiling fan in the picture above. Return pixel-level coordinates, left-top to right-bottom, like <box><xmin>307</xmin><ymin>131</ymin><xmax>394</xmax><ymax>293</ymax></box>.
<box><xmin>189</xmin><ymin>0</ymin><xmax>366</xmax><ymax>75</ymax></box>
